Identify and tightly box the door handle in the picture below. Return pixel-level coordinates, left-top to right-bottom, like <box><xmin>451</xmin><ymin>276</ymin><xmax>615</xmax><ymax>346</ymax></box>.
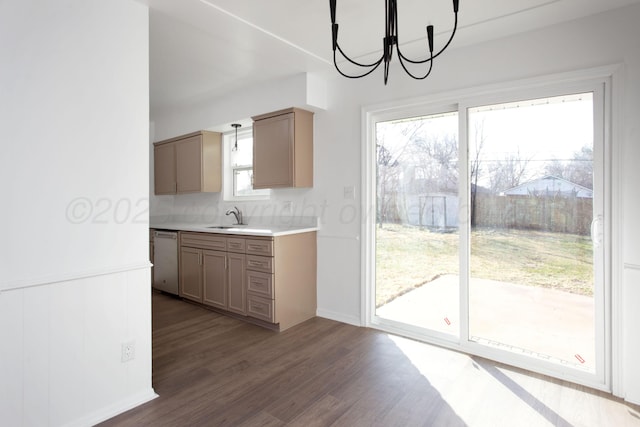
<box><xmin>590</xmin><ymin>215</ymin><xmax>603</xmax><ymax>248</ymax></box>
<box><xmin>154</xmin><ymin>231</ymin><xmax>177</xmax><ymax>239</ymax></box>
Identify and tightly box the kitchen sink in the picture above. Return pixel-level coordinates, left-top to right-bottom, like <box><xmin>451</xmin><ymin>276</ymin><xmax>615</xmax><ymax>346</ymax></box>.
<box><xmin>206</xmin><ymin>225</ymin><xmax>247</xmax><ymax>229</ymax></box>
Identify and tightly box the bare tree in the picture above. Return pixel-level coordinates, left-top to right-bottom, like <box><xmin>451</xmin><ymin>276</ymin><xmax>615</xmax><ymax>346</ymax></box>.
<box><xmin>376</xmin><ymin>118</ymin><xmax>459</xmax><ymax>228</ymax></box>
<box><xmin>566</xmin><ymin>145</ymin><xmax>593</xmax><ymax>189</ymax></box>
<box><xmin>470</xmin><ymin>120</ymin><xmax>486</xmax><ymax>227</ymax></box>
<box><xmin>376</xmin><ymin>140</ymin><xmax>400</xmax><ymax>228</ymax></box>
<box><xmin>410</xmin><ymin>134</ymin><xmax>458</xmax><ymax>193</ymax></box>
<box><xmin>489</xmin><ymin>148</ymin><xmax>533</xmax><ymax>193</ymax></box>
<box><xmin>543</xmin><ymin>144</ymin><xmax>593</xmax><ymax>189</ymax></box>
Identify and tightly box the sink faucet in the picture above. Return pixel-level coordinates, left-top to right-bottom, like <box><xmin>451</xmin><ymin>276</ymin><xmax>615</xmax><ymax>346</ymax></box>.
<box><xmin>225</xmin><ymin>206</ymin><xmax>244</xmax><ymax>225</ymax></box>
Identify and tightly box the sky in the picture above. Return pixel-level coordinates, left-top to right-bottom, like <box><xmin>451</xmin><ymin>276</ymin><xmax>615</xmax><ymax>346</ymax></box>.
<box><xmin>377</xmin><ymin>92</ymin><xmax>595</xmax><ymax>185</ymax></box>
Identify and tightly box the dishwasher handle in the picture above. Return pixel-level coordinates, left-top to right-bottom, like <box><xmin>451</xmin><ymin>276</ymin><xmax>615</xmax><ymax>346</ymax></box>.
<box><xmin>154</xmin><ymin>231</ymin><xmax>177</xmax><ymax>239</ymax></box>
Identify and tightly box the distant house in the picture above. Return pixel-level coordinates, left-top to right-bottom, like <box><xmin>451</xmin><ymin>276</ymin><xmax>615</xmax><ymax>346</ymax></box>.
<box><xmin>501</xmin><ymin>175</ymin><xmax>593</xmax><ymax>199</ymax></box>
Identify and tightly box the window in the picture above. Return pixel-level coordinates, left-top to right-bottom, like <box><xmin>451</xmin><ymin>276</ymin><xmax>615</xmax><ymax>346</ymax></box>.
<box><xmin>223</xmin><ymin>128</ymin><xmax>270</xmax><ymax>200</ymax></box>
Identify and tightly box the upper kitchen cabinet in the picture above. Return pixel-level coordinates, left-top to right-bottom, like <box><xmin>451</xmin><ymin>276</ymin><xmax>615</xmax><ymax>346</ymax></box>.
<box><xmin>252</xmin><ymin>107</ymin><xmax>313</xmax><ymax>189</ymax></box>
<box><xmin>153</xmin><ymin>130</ymin><xmax>222</xmax><ymax>195</ymax></box>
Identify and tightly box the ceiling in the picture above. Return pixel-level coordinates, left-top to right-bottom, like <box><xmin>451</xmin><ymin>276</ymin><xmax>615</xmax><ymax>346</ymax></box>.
<box><xmin>146</xmin><ymin>0</ymin><xmax>640</xmax><ymax>114</ymax></box>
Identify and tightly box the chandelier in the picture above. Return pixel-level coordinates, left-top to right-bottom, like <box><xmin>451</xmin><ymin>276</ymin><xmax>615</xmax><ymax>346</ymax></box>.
<box><xmin>329</xmin><ymin>0</ymin><xmax>459</xmax><ymax>84</ymax></box>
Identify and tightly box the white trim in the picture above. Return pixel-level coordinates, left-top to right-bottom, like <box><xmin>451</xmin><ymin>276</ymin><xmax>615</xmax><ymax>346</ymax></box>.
<box><xmin>64</xmin><ymin>389</ymin><xmax>158</xmax><ymax>427</ymax></box>
<box><xmin>361</xmin><ymin>64</ymin><xmax>620</xmax><ymax>392</ymax></box>
<box><xmin>362</xmin><ymin>64</ymin><xmax>622</xmax><ymax>117</ymax></box>
<box><xmin>360</xmin><ymin>107</ymin><xmax>374</xmax><ymax>327</ymax></box>
<box><xmin>624</xmin><ymin>263</ymin><xmax>640</xmax><ymax>271</ymax></box>
<box><xmin>459</xmin><ymin>99</ymin><xmax>471</xmax><ymax>351</ymax></box>
<box><xmin>317</xmin><ymin>308</ymin><xmax>362</xmax><ymax>327</ymax></box>
<box><xmin>610</xmin><ymin>66</ymin><xmax>626</xmax><ymax>398</ymax></box>
<box><xmin>0</xmin><ymin>262</ymin><xmax>152</xmax><ymax>292</ymax></box>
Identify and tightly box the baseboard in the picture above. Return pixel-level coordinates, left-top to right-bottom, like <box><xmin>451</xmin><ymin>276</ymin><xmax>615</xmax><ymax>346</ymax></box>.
<box><xmin>64</xmin><ymin>388</ymin><xmax>158</xmax><ymax>427</ymax></box>
<box><xmin>316</xmin><ymin>308</ymin><xmax>362</xmax><ymax>327</ymax></box>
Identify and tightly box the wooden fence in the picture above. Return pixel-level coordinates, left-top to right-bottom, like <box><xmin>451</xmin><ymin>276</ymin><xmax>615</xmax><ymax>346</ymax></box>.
<box><xmin>473</xmin><ymin>193</ymin><xmax>593</xmax><ymax>235</ymax></box>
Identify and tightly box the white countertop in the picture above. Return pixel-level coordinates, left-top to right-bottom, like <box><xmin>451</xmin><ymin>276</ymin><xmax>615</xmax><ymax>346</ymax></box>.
<box><xmin>150</xmin><ymin>221</ymin><xmax>319</xmax><ymax>237</ymax></box>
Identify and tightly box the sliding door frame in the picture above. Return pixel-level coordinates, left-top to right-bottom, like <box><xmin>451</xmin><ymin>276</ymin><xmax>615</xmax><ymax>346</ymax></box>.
<box><xmin>361</xmin><ymin>65</ymin><xmax>620</xmax><ymax>393</ymax></box>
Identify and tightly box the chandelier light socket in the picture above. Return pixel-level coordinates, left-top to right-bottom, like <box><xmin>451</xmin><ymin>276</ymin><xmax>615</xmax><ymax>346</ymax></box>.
<box><xmin>330</xmin><ymin>0</ymin><xmax>337</xmax><ymax>23</ymax></box>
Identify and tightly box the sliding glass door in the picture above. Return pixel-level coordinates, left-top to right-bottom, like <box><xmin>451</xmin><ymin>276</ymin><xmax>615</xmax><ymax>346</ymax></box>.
<box><xmin>467</xmin><ymin>92</ymin><xmax>603</xmax><ymax>373</ymax></box>
<box><xmin>368</xmin><ymin>81</ymin><xmax>608</xmax><ymax>386</ymax></box>
<box><xmin>374</xmin><ymin>111</ymin><xmax>460</xmax><ymax>339</ymax></box>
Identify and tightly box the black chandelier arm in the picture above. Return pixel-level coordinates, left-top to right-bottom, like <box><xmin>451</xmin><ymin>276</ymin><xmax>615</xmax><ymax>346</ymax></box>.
<box><xmin>333</xmin><ymin>50</ymin><xmax>383</xmax><ymax>79</ymax></box>
<box><xmin>336</xmin><ymin>43</ymin><xmax>385</xmax><ymax>68</ymax></box>
<box><xmin>396</xmin><ymin>49</ymin><xmax>434</xmax><ymax>80</ymax></box>
<box><xmin>396</xmin><ymin>13</ymin><xmax>458</xmax><ymax>65</ymax></box>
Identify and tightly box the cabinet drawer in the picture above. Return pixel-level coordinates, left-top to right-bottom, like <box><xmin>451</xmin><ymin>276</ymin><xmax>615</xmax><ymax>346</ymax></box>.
<box><xmin>246</xmin><ymin>255</ymin><xmax>273</xmax><ymax>273</ymax></box>
<box><xmin>180</xmin><ymin>232</ymin><xmax>226</xmax><ymax>251</ymax></box>
<box><xmin>247</xmin><ymin>294</ymin><xmax>274</xmax><ymax>323</ymax></box>
<box><xmin>247</xmin><ymin>271</ymin><xmax>274</xmax><ymax>298</ymax></box>
<box><xmin>226</xmin><ymin>237</ymin><xmax>246</xmax><ymax>253</ymax></box>
<box><xmin>246</xmin><ymin>239</ymin><xmax>273</xmax><ymax>256</ymax></box>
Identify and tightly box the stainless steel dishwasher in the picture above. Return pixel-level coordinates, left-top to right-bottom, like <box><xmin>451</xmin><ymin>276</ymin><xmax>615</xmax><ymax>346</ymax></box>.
<box><xmin>152</xmin><ymin>230</ymin><xmax>179</xmax><ymax>295</ymax></box>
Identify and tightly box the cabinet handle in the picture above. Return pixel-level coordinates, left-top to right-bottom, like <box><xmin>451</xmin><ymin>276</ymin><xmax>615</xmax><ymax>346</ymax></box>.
<box><xmin>198</xmin><ymin>253</ymin><xmax>202</xmax><ymax>265</ymax></box>
<box><xmin>174</xmin><ymin>182</ymin><xmax>177</xmax><ymax>193</ymax></box>
<box><xmin>225</xmin><ymin>256</ymin><xmax>228</xmax><ymax>270</ymax></box>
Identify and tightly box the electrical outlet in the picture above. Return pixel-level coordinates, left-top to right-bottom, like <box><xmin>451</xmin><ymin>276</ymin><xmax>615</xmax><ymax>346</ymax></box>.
<box><xmin>282</xmin><ymin>201</ymin><xmax>292</xmax><ymax>213</ymax></box>
<box><xmin>121</xmin><ymin>341</ymin><xmax>135</xmax><ymax>363</ymax></box>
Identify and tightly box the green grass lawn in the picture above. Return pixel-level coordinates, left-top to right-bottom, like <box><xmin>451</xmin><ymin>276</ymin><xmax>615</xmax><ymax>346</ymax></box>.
<box><xmin>375</xmin><ymin>224</ymin><xmax>594</xmax><ymax>307</ymax></box>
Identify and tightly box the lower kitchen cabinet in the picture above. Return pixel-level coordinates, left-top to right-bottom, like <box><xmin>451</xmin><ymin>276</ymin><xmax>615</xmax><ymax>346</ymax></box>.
<box><xmin>179</xmin><ymin>246</ymin><xmax>203</xmax><ymax>302</ymax></box>
<box><xmin>177</xmin><ymin>230</ymin><xmax>317</xmax><ymax>331</ymax></box>
<box><xmin>247</xmin><ymin>294</ymin><xmax>274</xmax><ymax>323</ymax></box>
<box><xmin>179</xmin><ymin>233</ymin><xmax>247</xmax><ymax>315</ymax></box>
<box><xmin>243</xmin><ymin>232</ymin><xmax>316</xmax><ymax>330</ymax></box>
<box><xmin>202</xmin><ymin>250</ymin><xmax>227</xmax><ymax>309</ymax></box>
<box><xmin>227</xmin><ymin>252</ymin><xmax>247</xmax><ymax>315</ymax></box>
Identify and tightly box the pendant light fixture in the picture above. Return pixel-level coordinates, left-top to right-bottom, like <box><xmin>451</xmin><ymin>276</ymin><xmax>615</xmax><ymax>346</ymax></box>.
<box><xmin>231</xmin><ymin>123</ymin><xmax>241</xmax><ymax>151</ymax></box>
<box><xmin>329</xmin><ymin>0</ymin><xmax>460</xmax><ymax>85</ymax></box>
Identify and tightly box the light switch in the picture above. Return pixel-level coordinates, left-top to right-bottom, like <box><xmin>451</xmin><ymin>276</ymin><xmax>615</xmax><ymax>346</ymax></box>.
<box><xmin>343</xmin><ymin>186</ymin><xmax>355</xmax><ymax>200</ymax></box>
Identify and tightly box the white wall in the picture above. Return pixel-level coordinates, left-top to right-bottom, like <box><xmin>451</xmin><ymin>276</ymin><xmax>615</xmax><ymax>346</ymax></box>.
<box><xmin>0</xmin><ymin>0</ymin><xmax>154</xmax><ymax>425</ymax></box>
<box><xmin>151</xmin><ymin>4</ymin><xmax>640</xmax><ymax>402</ymax></box>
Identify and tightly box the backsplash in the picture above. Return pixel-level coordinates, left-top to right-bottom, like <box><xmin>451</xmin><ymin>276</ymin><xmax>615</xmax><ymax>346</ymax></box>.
<box><xmin>150</xmin><ymin>191</ymin><xmax>322</xmax><ymax>228</ymax></box>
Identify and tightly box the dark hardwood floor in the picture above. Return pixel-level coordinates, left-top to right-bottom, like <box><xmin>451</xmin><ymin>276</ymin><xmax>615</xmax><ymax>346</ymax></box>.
<box><xmin>99</xmin><ymin>291</ymin><xmax>640</xmax><ymax>426</ymax></box>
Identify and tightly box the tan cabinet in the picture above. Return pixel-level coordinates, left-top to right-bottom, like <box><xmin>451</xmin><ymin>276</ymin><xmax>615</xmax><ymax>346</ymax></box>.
<box><xmin>153</xmin><ymin>130</ymin><xmax>222</xmax><ymax>195</ymax></box>
<box><xmin>178</xmin><ymin>231</ymin><xmax>316</xmax><ymax>331</ymax></box>
<box><xmin>179</xmin><ymin>232</ymin><xmax>247</xmax><ymax>315</ymax></box>
<box><xmin>252</xmin><ymin>108</ymin><xmax>313</xmax><ymax>189</ymax></box>
<box><xmin>202</xmin><ymin>250</ymin><xmax>227</xmax><ymax>309</ymax></box>
<box><xmin>153</xmin><ymin>144</ymin><xmax>176</xmax><ymax>195</ymax></box>
<box><xmin>179</xmin><ymin>246</ymin><xmax>203</xmax><ymax>303</ymax></box>
<box><xmin>245</xmin><ymin>233</ymin><xmax>317</xmax><ymax>331</ymax></box>
<box><xmin>227</xmin><ymin>252</ymin><xmax>246</xmax><ymax>315</ymax></box>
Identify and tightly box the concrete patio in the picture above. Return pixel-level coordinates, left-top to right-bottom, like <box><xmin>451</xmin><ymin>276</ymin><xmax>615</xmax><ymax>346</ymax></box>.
<box><xmin>376</xmin><ymin>274</ymin><xmax>595</xmax><ymax>369</ymax></box>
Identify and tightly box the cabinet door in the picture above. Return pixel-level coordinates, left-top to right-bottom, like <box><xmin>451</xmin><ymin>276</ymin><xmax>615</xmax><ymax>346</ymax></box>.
<box><xmin>154</xmin><ymin>143</ymin><xmax>176</xmax><ymax>195</ymax></box>
<box><xmin>227</xmin><ymin>253</ymin><xmax>246</xmax><ymax>315</ymax></box>
<box><xmin>253</xmin><ymin>113</ymin><xmax>294</xmax><ymax>189</ymax></box>
<box><xmin>176</xmin><ymin>135</ymin><xmax>203</xmax><ymax>193</ymax></box>
<box><xmin>202</xmin><ymin>250</ymin><xmax>227</xmax><ymax>309</ymax></box>
<box><xmin>180</xmin><ymin>247</ymin><xmax>202</xmax><ymax>302</ymax></box>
